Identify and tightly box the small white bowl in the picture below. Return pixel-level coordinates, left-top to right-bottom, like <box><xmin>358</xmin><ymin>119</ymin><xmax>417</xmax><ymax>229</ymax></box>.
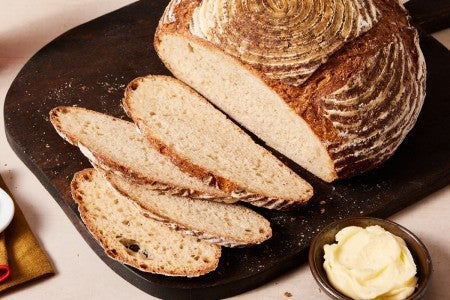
<box><xmin>0</xmin><ymin>188</ymin><xmax>14</xmax><ymax>233</ymax></box>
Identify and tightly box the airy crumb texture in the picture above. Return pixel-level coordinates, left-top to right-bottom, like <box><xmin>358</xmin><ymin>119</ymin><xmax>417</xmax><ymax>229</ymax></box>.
<box><xmin>49</xmin><ymin>105</ymin><xmax>232</xmax><ymax>200</ymax></box>
<box><xmin>123</xmin><ymin>75</ymin><xmax>313</xmax><ymax>209</ymax></box>
<box><xmin>71</xmin><ymin>168</ymin><xmax>221</xmax><ymax>277</ymax></box>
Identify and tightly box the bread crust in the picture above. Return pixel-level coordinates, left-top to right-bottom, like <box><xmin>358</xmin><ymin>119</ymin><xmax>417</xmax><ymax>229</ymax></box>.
<box><xmin>154</xmin><ymin>0</ymin><xmax>426</xmax><ymax>181</ymax></box>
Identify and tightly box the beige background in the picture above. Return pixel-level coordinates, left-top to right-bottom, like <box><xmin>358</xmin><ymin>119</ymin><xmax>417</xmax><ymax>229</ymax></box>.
<box><xmin>1</xmin><ymin>1</ymin><xmax>449</xmax><ymax>299</ymax></box>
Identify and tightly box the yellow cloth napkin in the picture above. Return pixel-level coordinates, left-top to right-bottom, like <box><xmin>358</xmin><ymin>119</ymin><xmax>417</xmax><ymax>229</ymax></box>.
<box><xmin>0</xmin><ymin>174</ymin><xmax>54</xmax><ymax>293</ymax></box>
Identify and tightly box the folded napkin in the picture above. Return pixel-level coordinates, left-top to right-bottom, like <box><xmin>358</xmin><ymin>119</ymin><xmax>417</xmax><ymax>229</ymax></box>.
<box><xmin>0</xmin><ymin>174</ymin><xmax>54</xmax><ymax>293</ymax></box>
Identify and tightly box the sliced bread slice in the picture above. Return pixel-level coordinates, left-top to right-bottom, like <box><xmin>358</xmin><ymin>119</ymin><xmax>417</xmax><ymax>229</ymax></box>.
<box><xmin>102</xmin><ymin>169</ymin><xmax>272</xmax><ymax>247</ymax></box>
<box><xmin>49</xmin><ymin>106</ymin><xmax>232</xmax><ymax>201</ymax></box>
<box><xmin>123</xmin><ymin>75</ymin><xmax>313</xmax><ymax>209</ymax></box>
<box><xmin>71</xmin><ymin>168</ymin><xmax>221</xmax><ymax>277</ymax></box>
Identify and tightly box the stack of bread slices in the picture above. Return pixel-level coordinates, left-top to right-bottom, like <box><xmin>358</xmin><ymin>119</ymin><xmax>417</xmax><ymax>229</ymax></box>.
<box><xmin>49</xmin><ymin>75</ymin><xmax>313</xmax><ymax>276</ymax></box>
<box><xmin>49</xmin><ymin>0</ymin><xmax>425</xmax><ymax>277</ymax></box>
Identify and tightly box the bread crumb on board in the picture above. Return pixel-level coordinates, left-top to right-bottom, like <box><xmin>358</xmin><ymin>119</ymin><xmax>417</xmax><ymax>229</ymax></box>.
<box><xmin>284</xmin><ymin>291</ymin><xmax>292</xmax><ymax>297</ymax></box>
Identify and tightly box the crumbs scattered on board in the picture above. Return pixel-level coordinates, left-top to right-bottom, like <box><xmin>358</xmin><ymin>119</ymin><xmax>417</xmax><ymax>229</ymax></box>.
<box><xmin>45</xmin><ymin>75</ymin><xmax>126</xmax><ymax>106</ymax></box>
<box><xmin>97</xmin><ymin>74</ymin><xmax>127</xmax><ymax>94</ymax></box>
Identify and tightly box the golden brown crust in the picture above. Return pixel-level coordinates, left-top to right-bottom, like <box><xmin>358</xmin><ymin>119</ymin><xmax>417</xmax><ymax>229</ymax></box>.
<box><xmin>186</xmin><ymin>0</ymin><xmax>380</xmax><ymax>86</ymax></box>
<box><xmin>304</xmin><ymin>0</ymin><xmax>425</xmax><ymax>178</ymax></box>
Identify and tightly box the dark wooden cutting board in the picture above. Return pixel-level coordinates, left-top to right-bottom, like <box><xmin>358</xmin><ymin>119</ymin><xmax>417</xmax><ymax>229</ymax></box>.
<box><xmin>4</xmin><ymin>1</ymin><xmax>450</xmax><ymax>299</ymax></box>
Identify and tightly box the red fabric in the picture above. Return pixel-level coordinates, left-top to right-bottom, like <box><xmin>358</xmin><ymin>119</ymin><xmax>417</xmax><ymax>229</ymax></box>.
<box><xmin>0</xmin><ymin>265</ymin><xmax>10</xmax><ymax>282</ymax></box>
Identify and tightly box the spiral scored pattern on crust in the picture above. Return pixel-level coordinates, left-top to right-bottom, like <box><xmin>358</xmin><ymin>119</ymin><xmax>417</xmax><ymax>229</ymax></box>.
<box><xmin>322</xmin><ymin>32</ymin><xmax>426</xmax><ymax>176</ymax></box>
<box><xmin>189</xmin><ymin>0</ymin><xmax>380</xmax><ymax>86</ymax></box>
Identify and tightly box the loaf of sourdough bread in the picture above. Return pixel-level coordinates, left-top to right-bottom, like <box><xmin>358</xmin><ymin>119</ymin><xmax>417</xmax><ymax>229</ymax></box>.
<box><xmin>71</xmin><ymin>168</ymin><xmax>221</xmax><ymax>277</ymax></box>
<box><xmin>123</xmin><ymin>75</ymin><xmax>313</xmax><ymax>209</ymax></box>
<box><xmin>101</xmin><ymin>169</ymin><xmax>272</xmax><ymax>247</ymax></box>
<box><xmin>154</xmin><ymin>0</ymin><xmax>426</xmax><ymax>182</ymax></box>
<box><xmin>49</xmin><ymin>106</ymin><xmax>231</xmax><ymax>201</ymax></box>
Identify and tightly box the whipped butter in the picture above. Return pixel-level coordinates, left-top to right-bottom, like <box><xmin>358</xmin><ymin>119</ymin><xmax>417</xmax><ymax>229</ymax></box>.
<box><xmin>323</xmin><ymin>225</ymin><xmax>417</xmax><ymax>300</ymax></box>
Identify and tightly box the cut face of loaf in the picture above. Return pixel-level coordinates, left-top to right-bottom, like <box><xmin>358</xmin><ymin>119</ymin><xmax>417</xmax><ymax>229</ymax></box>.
<box><xmin>123</xmin><ymin>75</ymin><xmax>313</xmax><ymax>209</ymax></box>
<box><xmin>154</xmin><ymin>0</ymin><xmax>426</xmax><ymax>182</ymax></box>
<box><xmin>71</xmin><ymin>168</ymin><xmax>221</xmax><ymax>277</ymax></box>
<box><xmin>49</xmin><ymin>105</ymin><xmax>232</xmax><ymax>201</ymax></box>
<box><xmin>102</xmin><ymin>169</ymin><xmax>272</xmax><ymax>247</ymax></box>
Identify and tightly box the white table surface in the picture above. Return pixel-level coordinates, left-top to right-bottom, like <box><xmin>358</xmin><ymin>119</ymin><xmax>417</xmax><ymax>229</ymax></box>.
<box><xmin>1</xmin><ymin>1</ymin><xmax>449</xmax><ymax>299</ymax></box>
